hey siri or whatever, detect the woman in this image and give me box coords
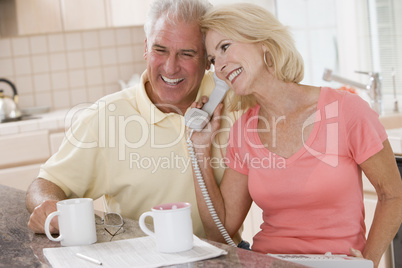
[190,3,402,267]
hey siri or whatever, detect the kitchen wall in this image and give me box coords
[0,26,146,111]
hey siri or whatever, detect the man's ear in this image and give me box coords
[144,39,148,59]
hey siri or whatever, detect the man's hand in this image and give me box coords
[27,200,59,234]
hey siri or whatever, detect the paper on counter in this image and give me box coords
[43,235,227,268]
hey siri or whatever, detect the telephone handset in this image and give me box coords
[185,72,237,247]
[184,72,230,131]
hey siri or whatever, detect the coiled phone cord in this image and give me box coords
[187,129,237,247]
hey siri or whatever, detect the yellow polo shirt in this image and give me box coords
[39,70,241,239]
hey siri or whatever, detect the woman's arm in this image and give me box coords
[359,139,402,267]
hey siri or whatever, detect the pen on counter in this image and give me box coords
[76,253,102,265]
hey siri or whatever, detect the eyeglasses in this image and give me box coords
[96,212,125,241]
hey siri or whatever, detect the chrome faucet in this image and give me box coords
[323,69,383,115]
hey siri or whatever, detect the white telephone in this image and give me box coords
[185,72,237,247]
[184,72,230,131]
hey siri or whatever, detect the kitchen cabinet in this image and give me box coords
[0,130,51,190]
[107,0,152,27]
[0,0,151,37]
[0,0,63,37]
[0,127,105,211]
[62,0,107,31]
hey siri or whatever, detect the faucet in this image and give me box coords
[323,69,383,115]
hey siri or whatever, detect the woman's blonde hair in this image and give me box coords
[200,3,304,110]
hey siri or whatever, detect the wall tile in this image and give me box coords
[116,28,132,45]
[12,37,30,56]
[18,94,35,108]
[102,66,119,84]
[133,44,145,61]
[117,46,134,64]
[101,48,118,65]
[65,32,83,51]
[35,92,53,107]
[131,27,145,44]
[15,76,34,95]
[30,36,48,54]
[68,70,86,88]
[48,34,65,53]
[33,74,52,92]
[1,26,143,110]
[0,39,12,58]
[53,90,71,109]
[86,68,103,86]
[14,57,32,76]
[84,50,101,67]
[70,87,88,105]
[87,85,104,102]
[99,29,116,47]
[49,53,67,71]
[82,31,100,49]
[67,51,85,69]
[32,55,50,73]
[51,72,69,90]
[0,58,14,77]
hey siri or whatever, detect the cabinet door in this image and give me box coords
[16,0,63,35]
[108,0,152,27]
[62,0,107,31]
[0,163,42,191]
[0,130,50,169]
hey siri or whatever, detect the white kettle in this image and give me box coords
[0,78,22,123]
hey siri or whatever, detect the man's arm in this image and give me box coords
[26,178,67,234]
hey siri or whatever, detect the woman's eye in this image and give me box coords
[221,44,229,52]
[210,58,215,64]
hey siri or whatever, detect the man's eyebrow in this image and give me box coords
[152,44,166,49]
[181,49,197,54]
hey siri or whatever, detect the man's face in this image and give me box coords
[144,16,207,113]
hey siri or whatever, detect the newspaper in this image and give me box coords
[43,235,227,268]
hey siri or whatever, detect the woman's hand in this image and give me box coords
[187,96,224,150]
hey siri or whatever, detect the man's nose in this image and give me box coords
[164,54,180,74]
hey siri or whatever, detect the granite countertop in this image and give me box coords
[0,185,307,268]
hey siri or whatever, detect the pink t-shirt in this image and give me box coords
[226,87,387,254]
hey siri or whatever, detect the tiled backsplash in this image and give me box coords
[0,26,147,111]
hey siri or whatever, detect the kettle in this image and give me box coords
[0,78,22,122]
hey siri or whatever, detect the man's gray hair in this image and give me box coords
[144,0,212,39]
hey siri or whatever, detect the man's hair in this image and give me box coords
[200,3,304,111]
[144,0,212,39]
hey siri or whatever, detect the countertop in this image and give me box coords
[0,184,307,268]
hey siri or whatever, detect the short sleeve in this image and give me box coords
[343,93,388,164]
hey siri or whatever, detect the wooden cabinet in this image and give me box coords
[0,0,151,37]
[107,0,152,27]
[0,0,62,37]
[62,0,107,31]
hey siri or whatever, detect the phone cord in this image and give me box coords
[187,129,237,247]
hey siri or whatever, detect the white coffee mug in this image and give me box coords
[139,202,193,253]
[44,198,97,247]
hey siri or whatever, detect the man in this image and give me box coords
[26,0,241,241]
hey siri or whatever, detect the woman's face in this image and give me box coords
[205,30,266,96]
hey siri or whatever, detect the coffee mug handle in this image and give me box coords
[45,211,63,242]
[139,211,155,237]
